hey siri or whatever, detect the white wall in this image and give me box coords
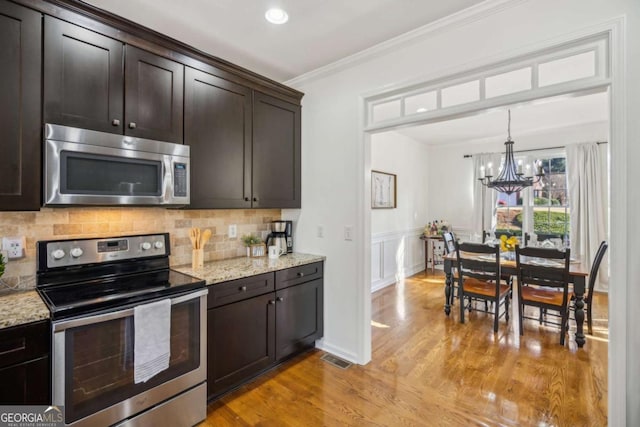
[424,121,609,230]
[371,131,430,234]
[286,0,639,424]
[370,132,428,291]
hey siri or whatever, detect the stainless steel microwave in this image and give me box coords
[44,124,190,206]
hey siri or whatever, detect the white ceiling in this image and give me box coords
[394,92,609,145]
[83,0,485,82]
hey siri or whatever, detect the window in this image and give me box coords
[494,154,569,240]
[532,157,570,239]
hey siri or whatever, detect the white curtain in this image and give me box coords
[567,142,608,290]
[472,153,502,237]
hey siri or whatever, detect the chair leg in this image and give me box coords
[559,309,567,346]
[587,302,593,335]
[493,299,499,333]
[459,289,465,324]
[505,295,510,322]
[539,308,543,325]
[519,304,524,336]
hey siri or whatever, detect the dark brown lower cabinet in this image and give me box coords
[0,320,50,404]
[275,279,323,361]
[207,293,275,397]
[206,262,323,400]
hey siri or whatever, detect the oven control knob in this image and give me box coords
[70,247,83,258]
[141,242,152,251]
[154,241,164,249]
[52,249,66,260]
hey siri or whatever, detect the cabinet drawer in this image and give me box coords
[207,273,274,308]
[275,262,323,290]
[0,321,49,370]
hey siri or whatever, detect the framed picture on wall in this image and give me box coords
[371,170,396,209]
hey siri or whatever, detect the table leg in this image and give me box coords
[573,276,586,348]
[444,259,452,315]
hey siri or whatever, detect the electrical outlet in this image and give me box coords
[317,225,324,238]
[2,236,26,260]
[344,225,354,241]
[228,224,237,239]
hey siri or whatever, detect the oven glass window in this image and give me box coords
[64,300,200,424]
[61,151,162,196]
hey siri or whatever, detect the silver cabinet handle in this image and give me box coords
[128,122,137,129]
[276,297,284,302]
[112,119,120,126]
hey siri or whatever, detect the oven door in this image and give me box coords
[44,124,190,206]
[52,290,207,427]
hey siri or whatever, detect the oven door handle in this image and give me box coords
[52,289,208,332]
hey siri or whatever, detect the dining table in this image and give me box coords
[442,251,590,347]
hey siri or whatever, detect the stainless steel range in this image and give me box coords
[36,233,207,427]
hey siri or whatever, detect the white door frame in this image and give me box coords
[358,16,626,425]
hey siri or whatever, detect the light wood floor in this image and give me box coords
[202,271,608,426]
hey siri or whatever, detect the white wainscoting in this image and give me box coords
[371,228,425,293]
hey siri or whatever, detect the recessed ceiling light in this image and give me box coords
[265,8,289,24]
[416,107,428,113]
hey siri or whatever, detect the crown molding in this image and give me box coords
[286,0,527,87]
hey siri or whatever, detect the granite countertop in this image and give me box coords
[0,290,50,330]
[173,252,325,285]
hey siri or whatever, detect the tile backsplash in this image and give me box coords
[0,207,280,290]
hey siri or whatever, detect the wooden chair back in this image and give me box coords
[443,231,456,255]
[587,241,608,303]
[455,241,501,292]
[515,245,571,305]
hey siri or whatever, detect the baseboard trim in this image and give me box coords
[315,340,361,365]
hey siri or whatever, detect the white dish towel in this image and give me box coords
[134,299,171,384]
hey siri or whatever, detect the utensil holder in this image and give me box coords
[192,249,204,269]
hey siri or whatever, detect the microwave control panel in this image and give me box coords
[174,163,187,197]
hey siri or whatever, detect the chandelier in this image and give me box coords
[478,110,544,195]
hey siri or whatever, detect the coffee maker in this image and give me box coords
[284,220,293,253]
[266,221,287,256]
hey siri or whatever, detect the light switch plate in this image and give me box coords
[2,236,26,259]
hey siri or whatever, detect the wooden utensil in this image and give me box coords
[189,228,196,249]
[195,228,201,249]
[201,229,212,248]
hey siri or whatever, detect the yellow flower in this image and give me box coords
[500,235,518,251]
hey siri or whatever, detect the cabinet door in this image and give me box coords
[207,293,275,398]
[185,67,252,208]
[125,46,184,144]
[0,357,50,404]
[44,16,124,134]
[252,92,301,208]
[276,279,323,361]
[0,2,41,210]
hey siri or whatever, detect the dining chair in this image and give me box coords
[515,245,571,345]
[442,232,459,304]
[455,241,511,333]
[579,241,608,335]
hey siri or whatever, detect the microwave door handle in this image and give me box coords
[52,289,208,332]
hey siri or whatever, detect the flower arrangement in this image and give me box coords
[500,235,518,252]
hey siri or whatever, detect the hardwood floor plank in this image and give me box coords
[203,271,607,426]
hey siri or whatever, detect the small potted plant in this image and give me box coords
[242,234,265,257]
[0,253,5,279]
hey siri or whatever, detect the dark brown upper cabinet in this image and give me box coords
[185,67,252,208]
[252,92,301,209]
[43,15,124,134]
[124,46,184,144]
[44,17,184,144]
[186,70,302,209]
[0,1,42,211]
